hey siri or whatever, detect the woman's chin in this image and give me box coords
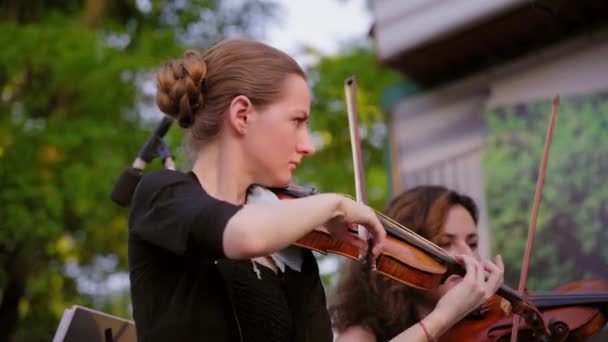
[264,175,291,188]
[278,172,294,187]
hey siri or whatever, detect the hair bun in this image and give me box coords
[156,50,208,128]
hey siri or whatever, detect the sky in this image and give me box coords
[263,0,373,65]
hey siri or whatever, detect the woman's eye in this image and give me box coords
[469,242,478,250]
[438,242,451,249]
[294,117,308,125]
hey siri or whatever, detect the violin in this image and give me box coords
[440,278,608,341]
[271,183,549,339]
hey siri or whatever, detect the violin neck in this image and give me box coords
[530,293,608,308]
[383,221,456,263]
[496,284,529,306]
[380,215,607,315]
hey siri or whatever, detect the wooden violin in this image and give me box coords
[271,183,549,338]
[440,278,608,341]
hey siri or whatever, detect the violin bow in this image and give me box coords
[344,76,376,270]
[510,96,560,342]
[344,76,554,336]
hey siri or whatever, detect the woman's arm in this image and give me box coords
[223,193,386,259]
[130,171,384,259]
[388,309,447,342]
[336,317,441,342]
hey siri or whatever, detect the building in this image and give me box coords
[371,0,608,261]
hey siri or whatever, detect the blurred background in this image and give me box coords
[1,0,607,340]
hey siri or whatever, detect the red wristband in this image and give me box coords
[419,320,435,342]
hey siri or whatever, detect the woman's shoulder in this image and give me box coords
[134,169,197,196]
[140,169,195,188]
[129,169,203,212]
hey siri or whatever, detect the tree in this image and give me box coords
[484,93,608,291]
[0,1,278,340]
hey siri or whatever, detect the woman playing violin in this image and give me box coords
[128,38,501,342]
[330,185,505,341]
[128,38,384,342]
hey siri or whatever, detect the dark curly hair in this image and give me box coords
[329,185,478,341]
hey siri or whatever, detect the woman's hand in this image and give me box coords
[389,254,503,342]
[324,195,386,258]
[428,254,504,334]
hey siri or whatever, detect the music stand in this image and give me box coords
[53,305,136,342]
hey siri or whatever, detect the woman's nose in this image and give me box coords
[451,242,475,258]
[297,130,316,156]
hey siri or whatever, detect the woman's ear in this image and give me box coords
[228,95,253,135]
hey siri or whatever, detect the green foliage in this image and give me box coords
[483,94,608,291]
[0,1,278,341]
[296,46,401,210]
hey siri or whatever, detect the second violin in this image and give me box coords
[440,278,608,341]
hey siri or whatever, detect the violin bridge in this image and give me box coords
[500,298,512,316]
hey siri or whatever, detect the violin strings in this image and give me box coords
[338,193,450,258]
[530,293,608,300]
[373,209,450,257]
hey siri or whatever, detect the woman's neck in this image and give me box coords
[191,139,252,205]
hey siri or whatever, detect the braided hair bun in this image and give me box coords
[156,50,207,128]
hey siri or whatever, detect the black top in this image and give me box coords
[230,261,293,342]
[128,169,332,342]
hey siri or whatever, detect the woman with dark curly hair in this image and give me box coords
[330,185,504,341]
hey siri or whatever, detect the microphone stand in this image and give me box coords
[110,116,175,207]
